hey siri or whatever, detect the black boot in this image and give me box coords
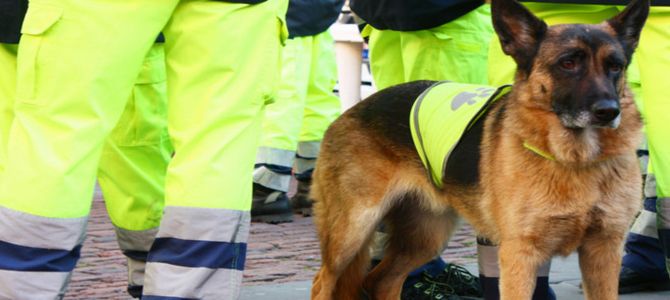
[251,183,293,224]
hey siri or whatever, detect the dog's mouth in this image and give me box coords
[558,111,621,129]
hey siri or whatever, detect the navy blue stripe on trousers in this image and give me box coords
[254,163,292,175]
[0,240,81,272]
[147,237,246,270]
[645,197,658,212]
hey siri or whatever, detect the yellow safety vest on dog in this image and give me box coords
[410,81,511,187]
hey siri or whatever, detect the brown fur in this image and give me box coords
[311,1,648,299]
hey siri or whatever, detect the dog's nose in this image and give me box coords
[591,99,620,123]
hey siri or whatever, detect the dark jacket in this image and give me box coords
[0,0,27,43]
[351,0,670,32]
[350,0,484,31]
[286,0,344,38]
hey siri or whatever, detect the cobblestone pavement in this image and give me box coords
[64,193,477,299]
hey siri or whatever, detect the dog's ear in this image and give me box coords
[491,0,547,74]
[606,0,649,61]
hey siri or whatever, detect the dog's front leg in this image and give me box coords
[498,239,547,300]
[578,233,625,300]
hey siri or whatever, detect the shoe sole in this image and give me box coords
[619,280,670,294]
[251,212,294,224]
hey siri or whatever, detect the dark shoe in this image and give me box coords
[251,184,293,224]
[402,263,483,300]
[436,263,483,298]
[128,285,142,298]
[402,280,463,300]
[619,266,670,294]
[290,179,312,216]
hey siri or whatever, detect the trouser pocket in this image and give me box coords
[16,3,63,105]
[109,44,168,146]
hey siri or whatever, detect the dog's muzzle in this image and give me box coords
[558,99,622,129]
[591,99,621,128]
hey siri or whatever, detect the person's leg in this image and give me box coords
[636,6,670,280]
[399,4,493,85]
[0,1,174,298]
[292,30,340,215]
[97,43,172,298]
[0,44,17,176]
[621,168,670,292]
[617,69,669,293]
[252,36,310,223]
[141,0,287,298]
[367,28,404,90]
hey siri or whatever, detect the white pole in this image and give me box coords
[330,23,365,112]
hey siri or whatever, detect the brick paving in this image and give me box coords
[64,191,477,299]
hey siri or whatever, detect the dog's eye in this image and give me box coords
[609,64,622,74]
[560,59,577,70]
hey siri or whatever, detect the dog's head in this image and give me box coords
[492,0,649,129]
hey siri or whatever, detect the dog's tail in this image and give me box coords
[333,243,371,299]
[311,164,374,299]
[311,236,372,300]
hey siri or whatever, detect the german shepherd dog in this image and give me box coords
[310,0,649,299]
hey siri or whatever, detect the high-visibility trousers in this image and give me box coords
[365,4,493,90]
[0,44,17,177]
[1,41,172,298]
[0,0,288,298]
[96,43,173,297]
[487,3,670,279]
[254,30,340,191]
